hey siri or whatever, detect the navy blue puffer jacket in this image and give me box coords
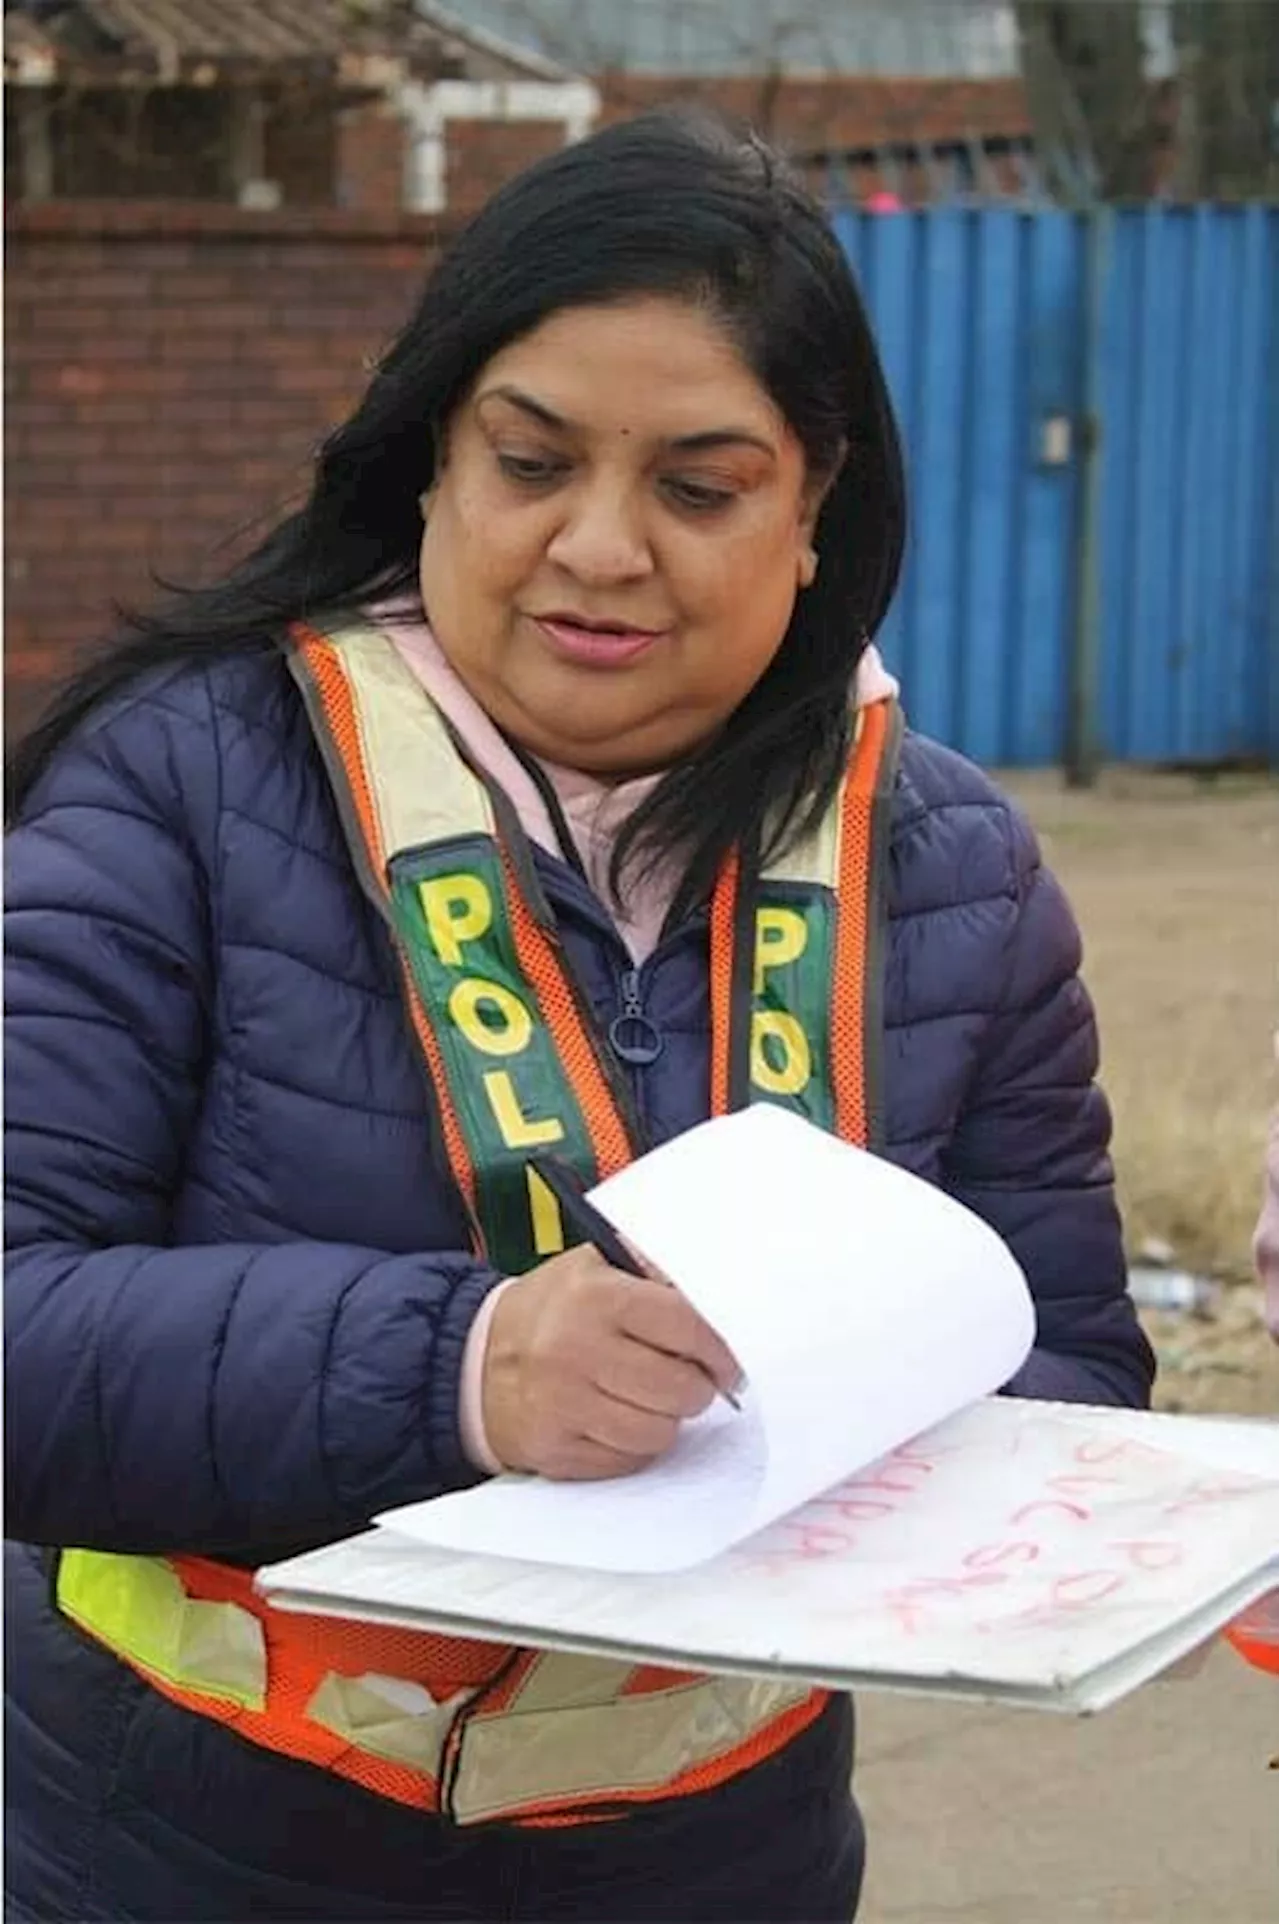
[4,647,1153,1920]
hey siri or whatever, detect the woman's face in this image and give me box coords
[418,296,822,776]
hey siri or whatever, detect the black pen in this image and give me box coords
[528,1153,742,1412]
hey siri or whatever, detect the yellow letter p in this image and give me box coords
[418,873,492,968]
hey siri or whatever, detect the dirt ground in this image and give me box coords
[859,767,1278,1924]
[855,1641,1278,1924]
[1000,767,1279,1420]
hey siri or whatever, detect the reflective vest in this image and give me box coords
[56,616,902,1828]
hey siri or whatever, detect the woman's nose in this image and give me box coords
[546,486,655,583]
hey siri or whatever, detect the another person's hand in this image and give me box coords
[480,1246,741,1479]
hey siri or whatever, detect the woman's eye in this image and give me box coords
[662,477,736,513]
[496,451,567,486]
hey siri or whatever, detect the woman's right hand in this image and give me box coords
[480,1246,741,1480]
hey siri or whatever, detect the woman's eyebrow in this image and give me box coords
[477,384,775,457]
[667,428,776,457]
[476,385,569,430]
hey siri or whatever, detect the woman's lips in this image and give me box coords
[532,616,667,667]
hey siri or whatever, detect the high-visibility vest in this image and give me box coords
[56,617,902,1828]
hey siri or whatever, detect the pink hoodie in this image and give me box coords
[375,601,898,962]
[370,600,900,1466]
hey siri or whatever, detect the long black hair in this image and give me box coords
[8,109,906,916]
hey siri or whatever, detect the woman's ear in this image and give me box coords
[796,445,843,588]
[799,439,847,537]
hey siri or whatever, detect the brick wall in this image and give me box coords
[596,72,1031,153]
[336,100,410,213]
[426,76,1032,219]
[5,202,450,736]
[446,119,571,218]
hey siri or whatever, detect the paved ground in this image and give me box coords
[854,1643,1277,1923]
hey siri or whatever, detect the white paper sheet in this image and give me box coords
[377,1107,1036,1572]
[263,1402,1280,1713]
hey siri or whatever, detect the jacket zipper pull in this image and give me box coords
[609,969,663,1065]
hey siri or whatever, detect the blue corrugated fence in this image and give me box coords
[832,204,1278,767]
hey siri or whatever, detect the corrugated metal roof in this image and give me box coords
[2,0,568,82]
[75,0,438,65]
[417,0,1028,80]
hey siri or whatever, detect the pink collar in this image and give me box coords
[366,598,897,962]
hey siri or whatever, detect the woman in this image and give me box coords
[5,112,1153,1922]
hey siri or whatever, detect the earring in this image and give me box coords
[799,548,819,588]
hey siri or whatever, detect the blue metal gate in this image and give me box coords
[832,204,1278,767]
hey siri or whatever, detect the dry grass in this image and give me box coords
[999,767,1278,1416]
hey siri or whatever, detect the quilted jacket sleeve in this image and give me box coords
[943,805,1155,1409]
[5,676,499,1558]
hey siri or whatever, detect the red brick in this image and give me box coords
[224,387,317,412]
[74,397,155,426]
[183,492,245,519]
[11,516,92,552]
[5,399,73,426]
[271,362,356,396]
[251,332,337,363]
[14,427,112,460]
[237,458,300,488]
[156,332,250,365]
[149,271,245,305]
[172,302,265,334]
[97,239,197,270]
[49,366,110,398]
[27,298,137,331]
[88,366,194,395]
[72,458,149,489]
[8,333,91,363]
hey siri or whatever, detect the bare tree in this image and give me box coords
[1016,0,1278,201]
[1169,0,1278,199]
[1015,2,1156,197]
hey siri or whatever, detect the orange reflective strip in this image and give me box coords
[708,848,739,1120]
[115,1556,518,1816]
[181,1558,525,1810]
[710,702,891,1142]
[497,847,634,1179]
[291,626,482,1226]
[119,1657,441,1814]
[831,699,890,1147]
[399,969,482,1234]
[293,626,384,873]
